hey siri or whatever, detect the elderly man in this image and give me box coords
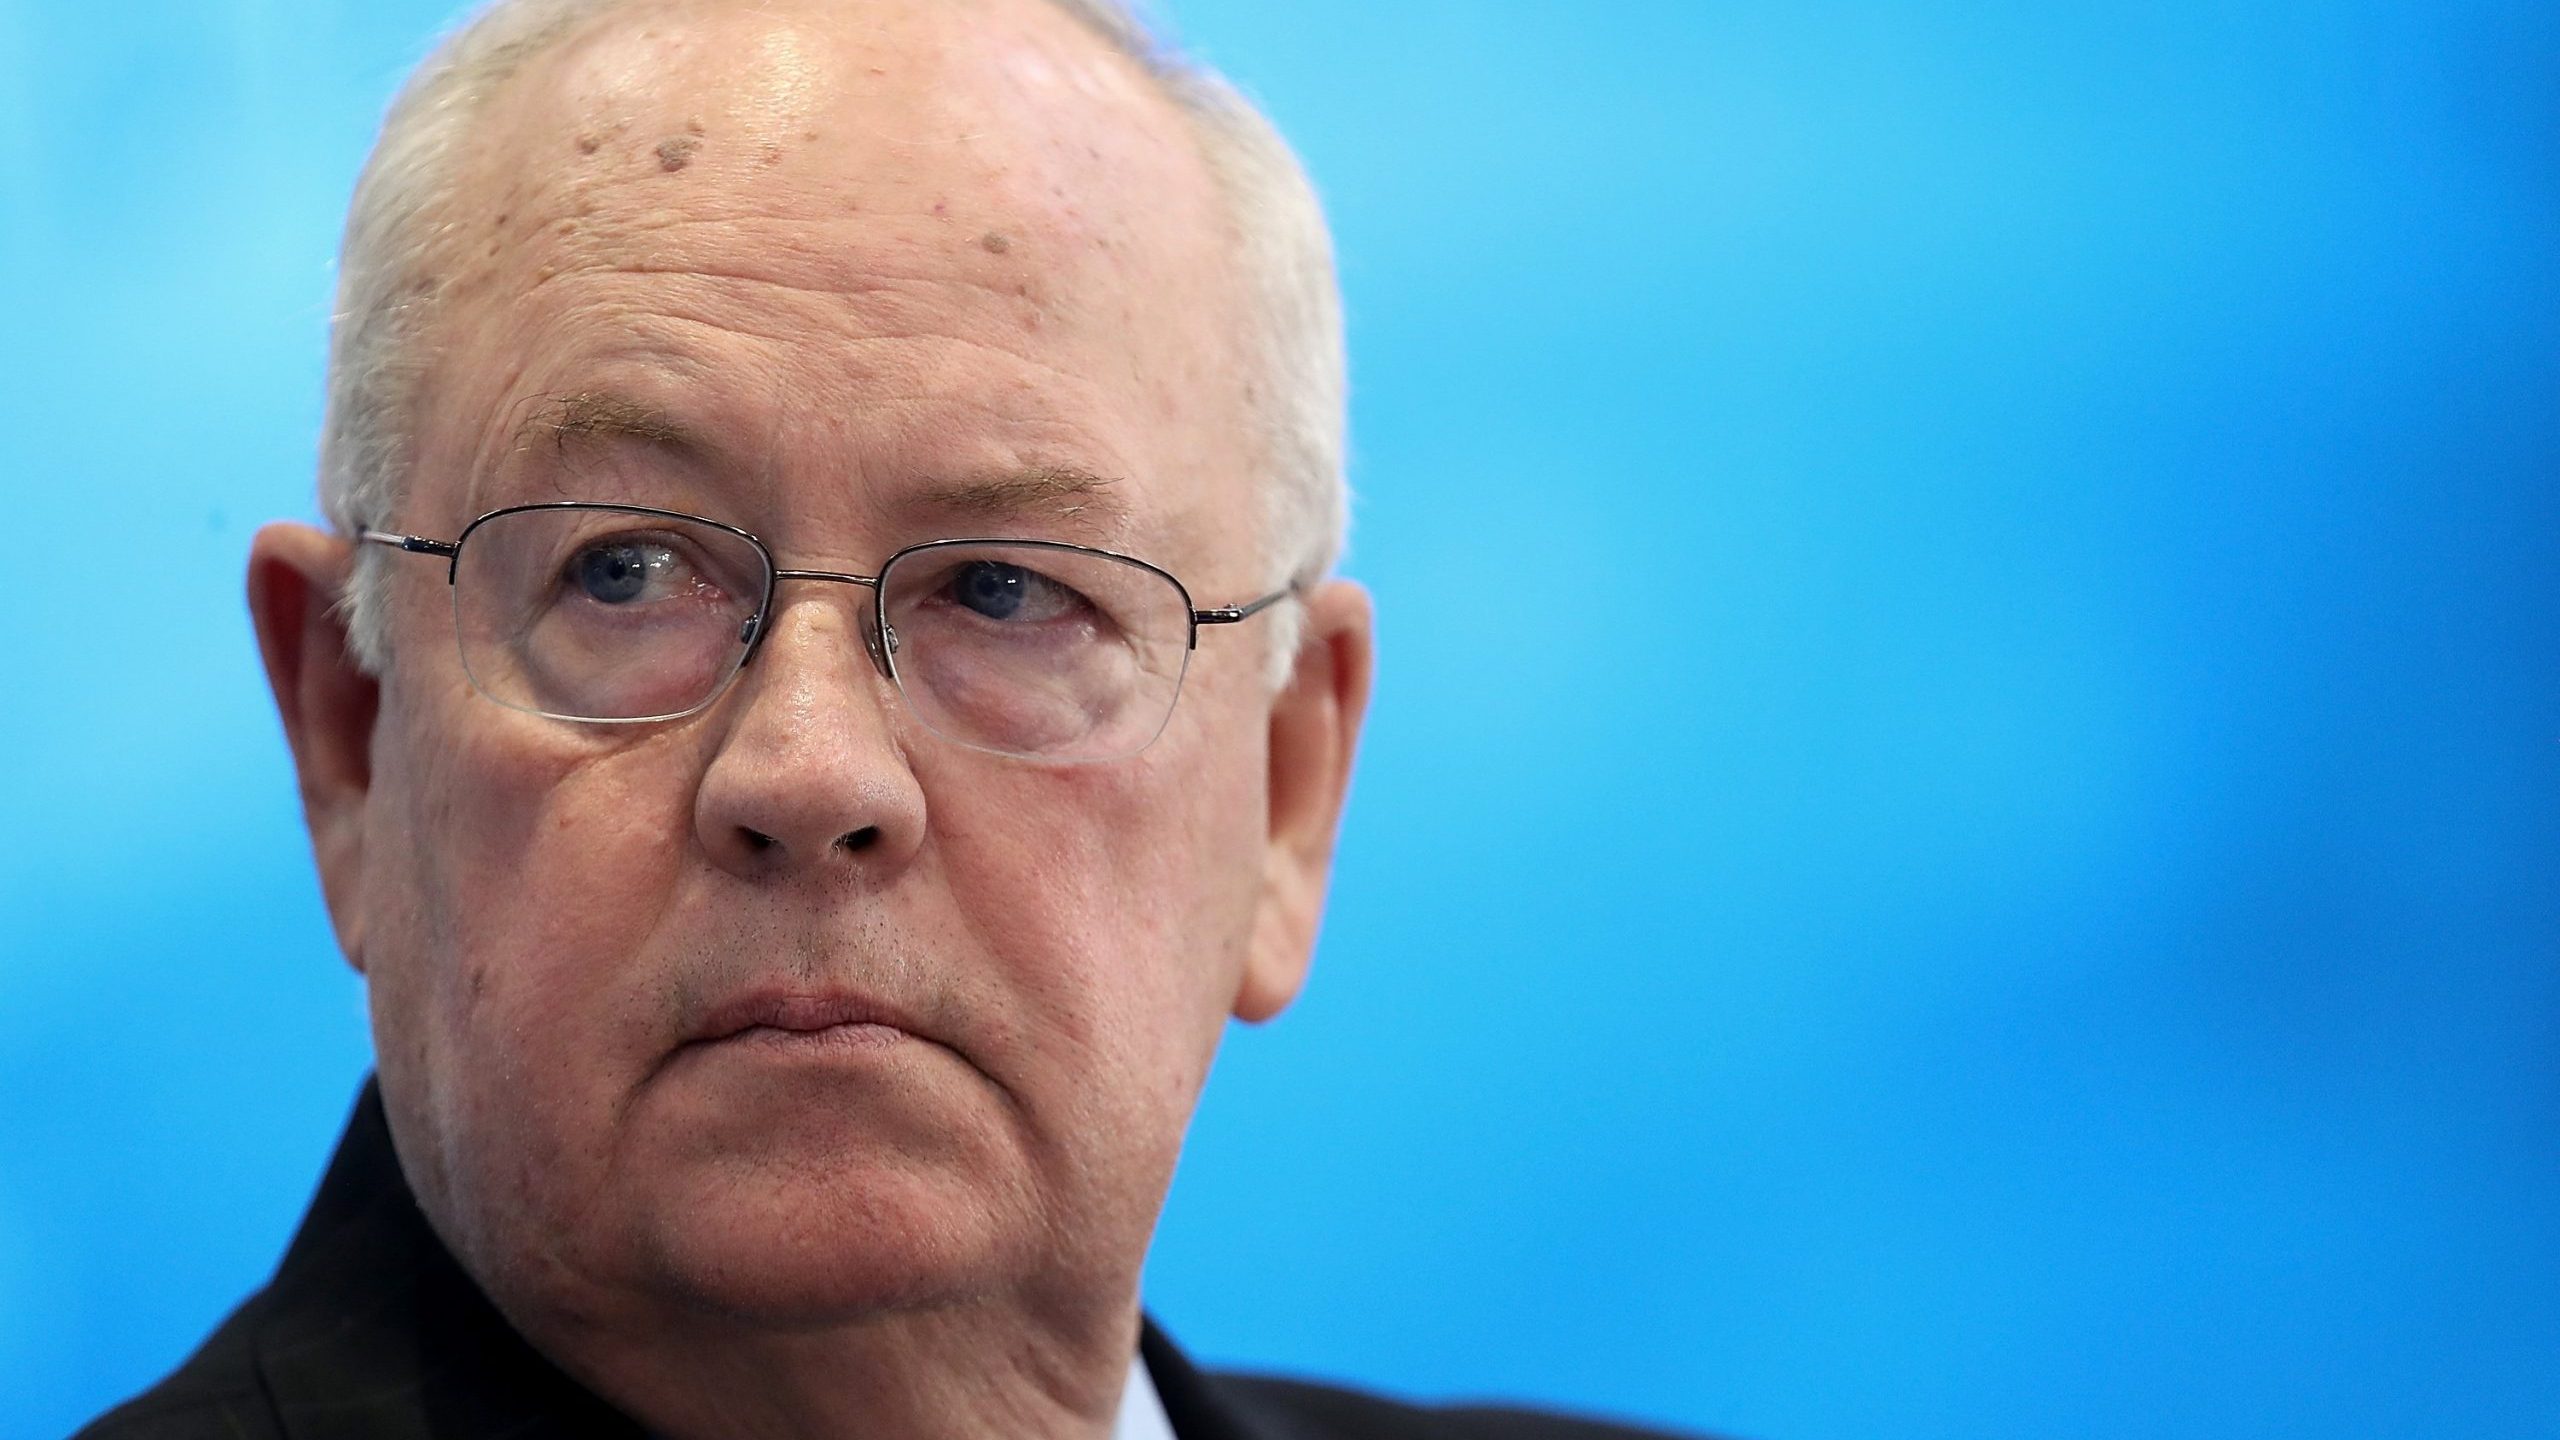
[79,1,1690,1437]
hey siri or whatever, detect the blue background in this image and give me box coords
[5,1,2557,1437]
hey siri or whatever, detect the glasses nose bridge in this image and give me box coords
[750,566,890,677]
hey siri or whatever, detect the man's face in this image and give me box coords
[270,0,1362,1338]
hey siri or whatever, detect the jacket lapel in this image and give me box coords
[1142,1317,1290,1440]
[251,1080,1265,1440]
[249,1080,645,1440]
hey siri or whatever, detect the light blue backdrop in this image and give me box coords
[5,2,2556,1437]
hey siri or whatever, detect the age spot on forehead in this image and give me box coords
[654,134,702,171]
[572,118,627,157]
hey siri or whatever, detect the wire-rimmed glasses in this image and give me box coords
[358,502,1295,763]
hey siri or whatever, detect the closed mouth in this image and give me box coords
[686,990,924,1048]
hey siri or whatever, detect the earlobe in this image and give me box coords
[246,522,380,971]
[1233,581,1375,1025]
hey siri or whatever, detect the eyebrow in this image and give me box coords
[504,391,1132,535]
[516,391,701,456]
[907,466,1129,531]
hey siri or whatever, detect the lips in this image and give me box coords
[686,989,926,1047]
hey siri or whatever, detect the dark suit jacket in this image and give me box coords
[75,1082,1700,1440]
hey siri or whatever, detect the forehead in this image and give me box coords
[466,0,1193,234]
[410,0,1248,554]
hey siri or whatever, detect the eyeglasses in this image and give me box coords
[358,502,1294,763]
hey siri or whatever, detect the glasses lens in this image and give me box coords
[878,541,1193,761]
[451,506,770,721]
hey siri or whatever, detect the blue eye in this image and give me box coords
[574,542,662,604]
[950,561,1031,620]
[916,556,1091,629]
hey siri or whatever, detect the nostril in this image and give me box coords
[741,827,776,852]
[837,826,880,854]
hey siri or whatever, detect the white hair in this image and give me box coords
[322,0,1347,684]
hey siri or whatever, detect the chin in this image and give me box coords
[631,1156,1031,1327]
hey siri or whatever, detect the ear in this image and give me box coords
[247,522,380,972]
[1233,580,1375,1024]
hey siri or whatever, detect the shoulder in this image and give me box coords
[71,1396,281,1440]
[69,1303,282,1440]
[1205,1370,1713,1440]
[1141,1315,1714,1440]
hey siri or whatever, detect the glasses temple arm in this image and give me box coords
[357,528,460,559]
[1192,584,1300,629]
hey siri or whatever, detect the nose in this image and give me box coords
[692,592,927,879]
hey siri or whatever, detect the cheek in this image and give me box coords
[926,728,1267,1120]
[366,690,699,1161]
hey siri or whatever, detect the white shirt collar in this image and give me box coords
[1112,1348,1178,1440]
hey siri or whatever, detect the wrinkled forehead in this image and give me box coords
[457,0,1195,216]
[435,0,1237,324]
[405,0,1250,548]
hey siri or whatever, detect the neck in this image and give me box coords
[529,1291,1144,1440]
